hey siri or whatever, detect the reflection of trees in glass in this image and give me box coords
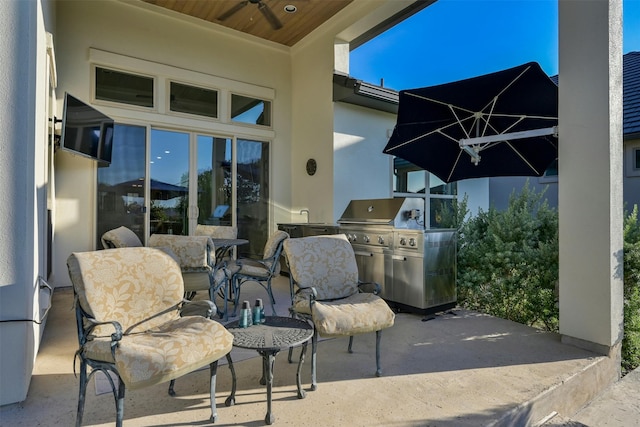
[237,160,261,203]
[194,163,262,221]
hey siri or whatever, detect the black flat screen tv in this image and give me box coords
[60,93,114,165]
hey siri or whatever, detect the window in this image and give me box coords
[539,159,558,183]
[231,94,271,126]
[169,82,218,118]
[393,157,457,229]
[95,67,154,108]
[626,142,640,177]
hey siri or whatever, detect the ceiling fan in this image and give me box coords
[218,0,283,30]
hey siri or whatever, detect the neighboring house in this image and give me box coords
[486,51,640,213]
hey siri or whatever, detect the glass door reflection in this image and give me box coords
[196,135,232,227]
[150,129,189,235]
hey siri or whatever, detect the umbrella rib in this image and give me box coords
[504,141,541,174]
[482,97,498,136]
[479,65,532,114]
[406,93,476,115]
[448,150,465,183]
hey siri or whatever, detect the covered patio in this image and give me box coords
[1,277,615,426]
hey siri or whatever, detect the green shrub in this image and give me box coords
[456,182,559,331]
[623,205,640,373]
[453,183,640,373]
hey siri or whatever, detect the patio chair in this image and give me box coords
[67,247,234,427]
[100,225,143,248]
[195,224,240,261]
[148,233,234,319]
[282,234,395,390]
[231,230,289,317]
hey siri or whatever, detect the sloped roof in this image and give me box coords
[624,51,640,138]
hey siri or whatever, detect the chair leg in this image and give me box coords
[232,276,240,317]
[310,329,318,391]
[168,379,176,396]
[375,330,383,377]
[115,374,126,427]
[266,278,276,315]
[210,360,219,423]
[348,336,354,353]
[76,359,88,427]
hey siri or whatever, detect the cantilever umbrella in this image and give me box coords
[383,62,559,183]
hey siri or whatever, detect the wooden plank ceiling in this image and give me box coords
[141,0,354,47]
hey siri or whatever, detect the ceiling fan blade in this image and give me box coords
[218,1,250,22]
[258,2,283,30]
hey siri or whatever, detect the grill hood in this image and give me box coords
[338,198,424,229]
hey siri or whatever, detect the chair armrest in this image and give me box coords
[292,287,318,313]
[358,280,381,295]
[82,316,123,359]
[179,299,217,319]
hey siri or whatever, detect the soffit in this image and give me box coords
[140,0,353,47]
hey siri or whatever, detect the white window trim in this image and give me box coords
[88,48,275,139]
[626,140,640,178]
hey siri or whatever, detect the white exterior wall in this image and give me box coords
[0,0,53,406]
[333,102,395,221]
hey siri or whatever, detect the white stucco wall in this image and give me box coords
[0,0,53,406]
[333,102,395,221]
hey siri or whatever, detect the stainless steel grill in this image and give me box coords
[338,198,456,313]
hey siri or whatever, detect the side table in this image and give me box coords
[224,316,314,425]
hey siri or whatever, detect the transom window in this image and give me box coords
[95,67,154,108]
[231,94,271,126]
[169,82,218,118]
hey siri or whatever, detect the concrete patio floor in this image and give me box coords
[0,276,624,426]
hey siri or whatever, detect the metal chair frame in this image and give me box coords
[72,294,227,427]
[231,232,288,317]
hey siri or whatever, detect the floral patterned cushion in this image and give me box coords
[236,259,270,278]
[83,316,233,389]
[283,234,359,300]
[67,247,233,390]
[284,234,395,337]
[67,247,184,336]
[262,230,289,265]
[101,226,143,249]
[148,234,214,269]
[195,224,238,239]
[308,292,394,337]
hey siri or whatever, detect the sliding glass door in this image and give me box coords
[236,138,269,258]
[96,126,270,253]
[96,124,146,246]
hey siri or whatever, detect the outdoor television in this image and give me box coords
[60,92,114,165]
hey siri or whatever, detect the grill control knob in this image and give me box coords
[378,236,385,245]
[409,238,416,247]
[352,234,357,242]
[400,237,407,246]
[363,235,370,243]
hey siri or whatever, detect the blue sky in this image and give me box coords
[351,0,640,91]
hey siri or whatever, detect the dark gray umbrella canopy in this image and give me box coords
[383,62,558,183]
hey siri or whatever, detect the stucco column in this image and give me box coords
[558,0,623,354]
